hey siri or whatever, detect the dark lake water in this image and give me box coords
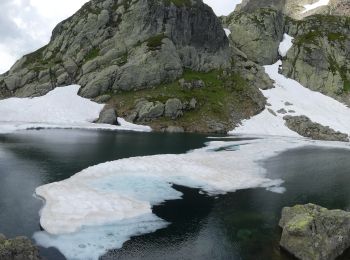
[1,129,350,259]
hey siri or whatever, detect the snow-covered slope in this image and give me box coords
[0,85,150,133]
[231,34,350,138]
[302,0,330,13]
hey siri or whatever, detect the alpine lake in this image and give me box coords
[1,129,350,260]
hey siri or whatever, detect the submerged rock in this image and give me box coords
[279,204,350,260]
[284,115,349,142]
[0,234,40,260]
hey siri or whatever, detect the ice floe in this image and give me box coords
[34,136,350,259]
[0,85,150,133]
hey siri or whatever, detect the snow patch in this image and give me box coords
[0,85,151,133]
[278,34,294,57]
[224,28,231,37]
[231,34,350,139]
[302,0,330,13]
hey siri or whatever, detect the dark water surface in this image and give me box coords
[1,129,350,259]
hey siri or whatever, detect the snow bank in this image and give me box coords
[302,0,330,13]
[278,34,294,57]
[34,136,350,259]
[231,34,350,138]
[0,85,151,133]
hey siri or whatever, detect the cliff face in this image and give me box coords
[0,0,230,99]
[224,0,350,105]
[282,15,350,104]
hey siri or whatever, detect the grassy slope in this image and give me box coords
[108,69,264,133]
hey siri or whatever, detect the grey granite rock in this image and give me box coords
[96,107,118,125]
[284,115,349,142]
[165,98,183,119]
[279,204,350,260]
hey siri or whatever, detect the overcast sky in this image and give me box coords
[0,0,241,73]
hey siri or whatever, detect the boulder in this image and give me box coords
[136,100,165,121]
[277,108,287,114]
[279,204,350,260]
[165,98,183,119]
[0,234,40,260]
[284,115,349,142]
[96,107,118,125]
[179,79,206,89]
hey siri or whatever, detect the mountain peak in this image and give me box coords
[0,0,229,99]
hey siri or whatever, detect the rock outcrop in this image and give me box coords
[224,8,285,65]
[96,106,118,124]
[284,115,349,142]
[283,15,350,105]
[0,0,230,99]
[279,204,350,260]
[0,234,40,260]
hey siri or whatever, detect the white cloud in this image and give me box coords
[0,0,239,74]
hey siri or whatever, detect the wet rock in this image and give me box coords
[284,115,349,142]
[0,234,40,260]
[279,204,350,260]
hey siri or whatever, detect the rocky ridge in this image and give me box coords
[284,115,349,142]
[0,0,230,99]
[224,0,350,105]
[0,0,271,133]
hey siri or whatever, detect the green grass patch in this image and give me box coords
[146,34,166,51]
[84,47,100,62]
[344,80,350,92]
[109,69,262,132]
[22,46,47,67]
[327,32,347,42]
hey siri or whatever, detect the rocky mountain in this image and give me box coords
[0,0,270,133]
[0,0,348,134]
[224,0,350,105]
[0,0,230,99]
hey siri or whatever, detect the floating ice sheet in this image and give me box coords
[34,135,350,259]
